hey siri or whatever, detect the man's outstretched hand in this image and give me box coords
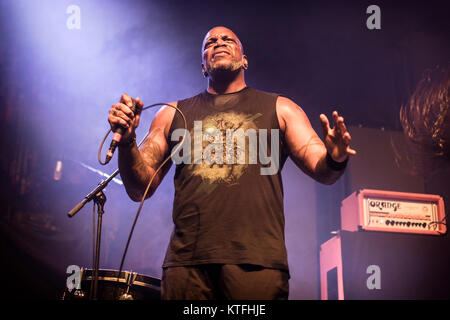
[319,111,357,163]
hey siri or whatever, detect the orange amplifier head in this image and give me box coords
[341,189,446,235]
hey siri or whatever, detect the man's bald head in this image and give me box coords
[202,26,244,53]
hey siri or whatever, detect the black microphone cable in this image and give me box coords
[97,102,187,291]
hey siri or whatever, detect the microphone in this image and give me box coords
[105,100,137,164]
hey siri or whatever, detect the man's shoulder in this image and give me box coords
[276,95,305,116]
[177,91,205,105]
[247,87,280,99]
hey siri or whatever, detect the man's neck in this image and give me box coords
[206,70,247,95]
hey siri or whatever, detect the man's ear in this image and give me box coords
[242,54,248,70]
[201,63,208,78]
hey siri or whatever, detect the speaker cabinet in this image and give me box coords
[320,230,450,299]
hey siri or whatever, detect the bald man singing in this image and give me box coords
[108,26,356,300]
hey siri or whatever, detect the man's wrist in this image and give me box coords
[326,152,348,171]
[119,134,136,149]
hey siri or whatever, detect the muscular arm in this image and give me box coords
[118,103,176,201]
[277,97,350,185]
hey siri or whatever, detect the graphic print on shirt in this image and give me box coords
[186,111,262,186]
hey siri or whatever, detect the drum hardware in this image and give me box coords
[65,170,162,300]
[91,190,106,300]
[67,168,119,300]
[118,271,138,300]
[62,269,161,300]
[73,267,86,298]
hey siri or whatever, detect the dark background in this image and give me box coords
[0,0,448,299]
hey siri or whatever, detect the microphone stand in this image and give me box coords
[67,168,119,300]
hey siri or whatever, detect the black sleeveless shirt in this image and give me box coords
[163,87,290,271]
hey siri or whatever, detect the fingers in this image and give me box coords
[339,119,356,155]
[115,94,145,118]
[108,113,129,130]
[331,111,344,134]
[338,117,347,135]
[343,131,351,144]
[324,110,357,157]
[109,94,144,131]
[121,94,145,115]
[332,111,339,130]
[109,104,131,129]
[346,145,357,155]
[112,102,134,119]
[319,114,330,137]
[134,97,144,115]
[120,93,134,108]
[330,110,348,135]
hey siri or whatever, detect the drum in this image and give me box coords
[62,269,161,300]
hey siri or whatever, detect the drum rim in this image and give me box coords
[81,268,161,290]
